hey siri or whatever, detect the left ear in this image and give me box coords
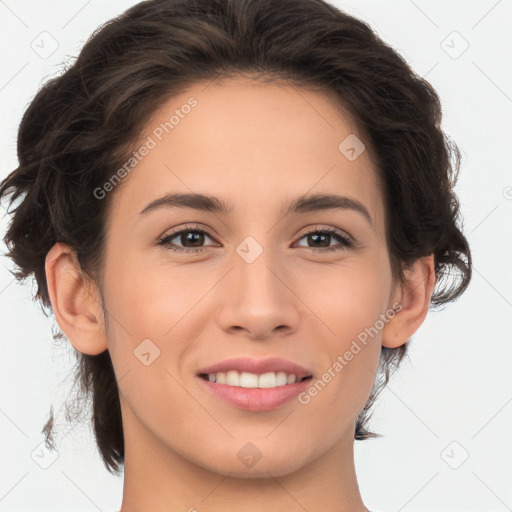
[381,254,437,349]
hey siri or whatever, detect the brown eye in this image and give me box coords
[158,225,217,253]
[295,228,353,252]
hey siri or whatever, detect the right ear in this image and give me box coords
[45,242,108,355]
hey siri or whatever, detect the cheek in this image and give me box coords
[297,258,389,407]
[102,254,218,379]
[102,257,202,425]
[296,256,391,340]
[104,251,204,332]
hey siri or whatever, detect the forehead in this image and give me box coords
[110,77,385,234]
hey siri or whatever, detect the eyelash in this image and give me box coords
[157,224,354,254]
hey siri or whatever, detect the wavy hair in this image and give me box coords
[0,0,471,474]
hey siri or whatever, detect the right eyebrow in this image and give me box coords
[139,193,233,216]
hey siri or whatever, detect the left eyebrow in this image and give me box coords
[139,192,374,228]
[281,193,374,228]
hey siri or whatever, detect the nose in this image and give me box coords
[215,243,301,340]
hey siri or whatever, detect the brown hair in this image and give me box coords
[0,0,471,474]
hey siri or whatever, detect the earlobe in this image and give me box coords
[45,242,108,355]
[381,254,437,349]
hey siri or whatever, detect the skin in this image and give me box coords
[45,76,436,512]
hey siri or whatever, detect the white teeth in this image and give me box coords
[225,370,240,386]
[205,370,303,388]
[259,372,276,388]
[276,371,287,386]
[239,372,259,388]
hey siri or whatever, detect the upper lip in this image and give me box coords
[198,357,313,381]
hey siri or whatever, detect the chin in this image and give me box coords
[203,459,308,479]
[192,442,314,479]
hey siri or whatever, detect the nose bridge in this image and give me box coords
[234,234,286,306]
[215,233,300,338]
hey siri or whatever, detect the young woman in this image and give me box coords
[0,0,471,510]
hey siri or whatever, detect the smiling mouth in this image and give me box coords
[198,371,313,389]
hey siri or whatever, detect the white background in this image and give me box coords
[0,1,511,511]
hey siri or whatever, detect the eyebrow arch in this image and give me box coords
[139,192,373,227]
[139,193,233,216]
[282,193,373,227]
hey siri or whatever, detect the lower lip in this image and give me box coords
[198,376,313,411]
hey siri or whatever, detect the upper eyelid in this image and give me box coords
[163,224,217,241]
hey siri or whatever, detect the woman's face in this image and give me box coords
[102,77,398,476]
